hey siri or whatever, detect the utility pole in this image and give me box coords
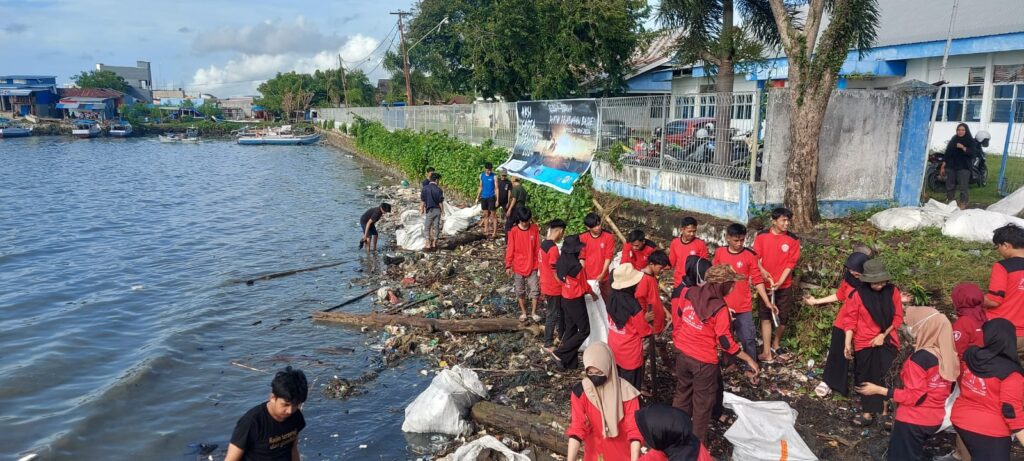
[391,10,413,106]
[338,54,350,107]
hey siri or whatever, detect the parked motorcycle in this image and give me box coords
[925,130,991,191]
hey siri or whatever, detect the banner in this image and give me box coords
[500,99,598,194]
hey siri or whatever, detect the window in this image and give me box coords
[698,94,716,118]
[934,84,983,122]
[991,64,1024,123]
[732,93,754,120]
[674,96,694,119]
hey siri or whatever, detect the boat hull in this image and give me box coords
[72,129,99,139]
[109,128,132,137]
[237,133,321,145]
[0,128,32,138]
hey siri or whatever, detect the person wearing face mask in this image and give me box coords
[805,251,870,397]
[566,341,643,461]
[635,403,713,461]
[855,306,958,461]
[669,264,760,443]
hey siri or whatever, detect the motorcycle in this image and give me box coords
[925,130,990,191]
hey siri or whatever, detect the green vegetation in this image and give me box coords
[920,154,1022,206]
[351,119,594,232]
[72,70,128,92]
[257,69,376,118]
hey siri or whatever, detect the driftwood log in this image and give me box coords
[471,401,567,454]
[312,311,543,336]
[437,231,488,251]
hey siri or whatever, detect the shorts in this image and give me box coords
[513,270,540,299]
[481,196,497,211]
[758,285,796,326]
[360,221,378,236]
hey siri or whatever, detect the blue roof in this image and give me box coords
[0,75,57,79]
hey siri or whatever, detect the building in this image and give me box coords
[97,61,153,102]
[57,88,125,120]
[669,0,1024,151]
[0,75,60,117]
[152,89,186,100]
[219,96,255,120]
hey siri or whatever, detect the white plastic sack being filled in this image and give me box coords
[723,392,817,461]
[443,435,530,461]
[396,209,426,251]
[942,209,1024,243]
[443,203,481,236]
[868,199,956,232]
[401,366,488,436]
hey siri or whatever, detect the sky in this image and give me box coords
[0,0,661,98]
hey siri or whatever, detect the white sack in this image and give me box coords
[443,203,481,236]
[868,200,955,232]
[988,186,1024,217]
[446,435,531,461]
[581,280,609,350]
[938,383,961,433]
[942,209,1024,243]
[402,366,488,435]
[396,209,426,251]
[723,392,817,461]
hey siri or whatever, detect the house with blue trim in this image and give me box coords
[0,75,60,118]
[669,0,1024,152]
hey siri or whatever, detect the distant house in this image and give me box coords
[220,97,255,120]
[97,61,153,103]
[0,75,60,117]
[152,89,186,100]
[57,88,125,120]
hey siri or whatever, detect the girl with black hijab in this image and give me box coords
[607,263,652,390]
[843,259,904,427]
[635,404,713,461]
[942,123,978,209]
[951,318,1024,461]
[804,252,870,397]
[552,235,594,370]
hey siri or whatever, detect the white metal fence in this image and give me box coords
[318,92,763,182]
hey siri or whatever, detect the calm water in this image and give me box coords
[0,136,429,460]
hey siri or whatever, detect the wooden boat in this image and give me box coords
[237,125,320,145]
[71,120,100,139]
[0,118,33,138]
[109,119,133,137]
[159,126,200,143]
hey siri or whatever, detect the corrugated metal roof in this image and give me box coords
[60,97,109,103]
[59,88,124,99]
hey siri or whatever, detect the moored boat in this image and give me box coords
[237,132,321,145]
[158,126,200,143]
[0,118,33,138]
[109,119,133,137]
[71,120,100,139]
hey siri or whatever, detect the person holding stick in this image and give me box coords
[753,207,800,362]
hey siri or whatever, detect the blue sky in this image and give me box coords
[0,0,660,97]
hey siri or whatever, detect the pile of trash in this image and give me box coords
[870,193,1024,242]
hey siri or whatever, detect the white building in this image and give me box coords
[669,0,1024,152]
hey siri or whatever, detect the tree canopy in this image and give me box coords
[256,69,376,116]
[72,70,128,92]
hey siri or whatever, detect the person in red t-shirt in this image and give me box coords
[753,208,800,362]
[952,318,1024,461]
[856,306,958,461]
[953,283,987,358]
[805,251,870,397]
[580,212,617,305]
[635,403,713,461]
[984,224,1024,361]
[638,251,670,334]
[843,259,904,427]
[553,235,595,370]
[668,217,709,287]
[713,224,770,378]
[540,219,567,350]
[670,264,759,443]
[506,207,541,322]
[622,229,658,271]
[607,263,651,390]
[566,342,642,461]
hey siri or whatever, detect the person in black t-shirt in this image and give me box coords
[359,202,392,252]
[226,366,308,461]
[496,168,512,219]
[422,166,435,188]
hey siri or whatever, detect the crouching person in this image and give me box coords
[635,403,713,461]
[226,366,308,461]
[566,342,643,461]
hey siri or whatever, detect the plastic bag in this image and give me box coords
[402,366,488,435]
[988,186,1024,217]
[722,392,817,461]
[443,203,481,236]
[942,209,1024,243]
[868,200,955,232]
[938,383,960,433]
[396,210,426,251]
[581,280,609,350]
[445,435,530,461]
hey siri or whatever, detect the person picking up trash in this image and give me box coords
[713,223,770,378]
[540,219,567,350]
[622,229,658,270]
[420,172,444,251]
[226,367,308,461]
[607,263,653,390]
[634,403,713,461]
[753,207,800,362]
[358,202,391,252]
[552,235,594,370]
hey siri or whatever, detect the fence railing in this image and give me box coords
[318,92,764,182]
[998,99,1024,196]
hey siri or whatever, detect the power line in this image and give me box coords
[341,23,399,66]
[362,28,400,77]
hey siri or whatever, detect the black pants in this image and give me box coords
[854,344,897,414]
[543,295,564,347]
[956,426,1011,461]
[888,421,939,461]
[554,296,589,370]
[945,168,970,204]
[823,327,851,396]
[618,363,644,390]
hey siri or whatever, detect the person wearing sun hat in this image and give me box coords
[669,264,761,443]
[843,258,905,428]
[607,263,653,390]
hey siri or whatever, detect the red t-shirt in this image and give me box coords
[638,445,713,461]
[671,293,740,364]
[608,308,653,370]
[621,239,657,271]
[538,240,561,296]
[752,229,800,289]
[985,257,1024,335]
[952,365,1024,437]
[845,287,904,351]
[893,350,952,427]
[562,270,593,300]
[952,315,985,359]
[580,231,616,281]
[712,247,764,314]
[505,223,539,276]
[636,274,666,333]
[567,383,642,461]
[669,237,709,286]
[833,281,857,330]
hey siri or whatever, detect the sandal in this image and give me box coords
[518,314,528,322]
[852,414,875,427]
[531,314,542,322]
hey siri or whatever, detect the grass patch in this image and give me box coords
[921,154,1024,206]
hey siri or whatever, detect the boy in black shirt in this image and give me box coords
[226,366,308,461]
[359,202,392,252]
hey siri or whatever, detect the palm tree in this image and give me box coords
[658,0,787,166]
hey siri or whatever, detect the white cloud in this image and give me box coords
[192,16,351,55]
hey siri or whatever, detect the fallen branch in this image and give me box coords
[243,260,348,285]
[322,287,378,313]
[437,232,489,251]
[471,401,566,454]
[592,198,627,244]
[385,293,439,315]
[230,361,268,373]
[312,311,543,336]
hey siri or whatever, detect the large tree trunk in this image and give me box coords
[713,60,736,168]
[470,401,567,454]
[312,311,544,336]
[783,71,836,231]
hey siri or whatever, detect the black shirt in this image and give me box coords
[945,137,977,171]
[360,207,383,226]
[421,182,444,210]
[230,402,306,461]
[511,184,528,206]
[497,178,512,204]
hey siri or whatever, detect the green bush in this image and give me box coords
[352,119,593,232]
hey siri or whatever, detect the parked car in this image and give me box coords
[663,117,716,148]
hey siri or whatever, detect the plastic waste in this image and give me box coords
[396,209,426,250]
[581,280,609,350]
[942,209,1024,243]
[445,435,530,461]
[402,366,488,436]
[988,185,1024,217]
[443,203,482,236]
[722,392,818,461]
[868,199,956,232]
[938,382,960,433]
